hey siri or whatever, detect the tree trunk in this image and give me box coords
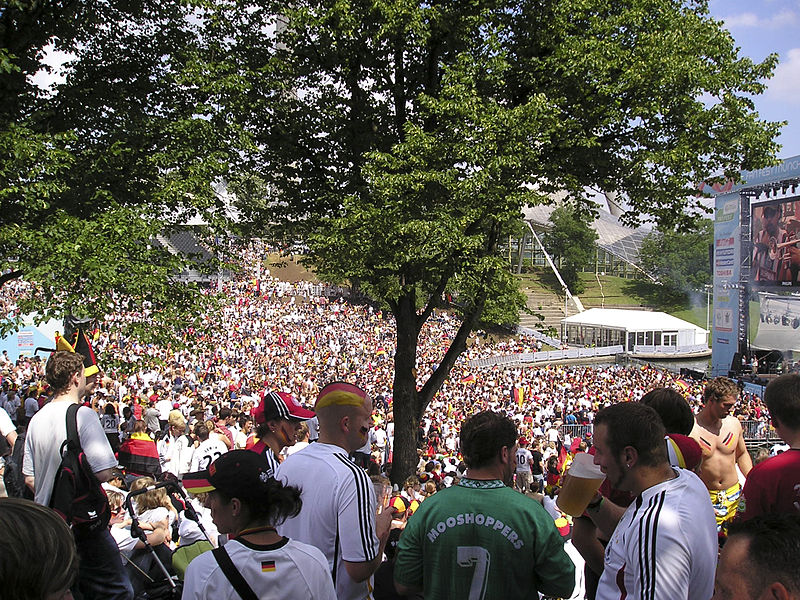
[388,285,489,486]
[390,292,424,487]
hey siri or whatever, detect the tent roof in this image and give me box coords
[562,308,707,333]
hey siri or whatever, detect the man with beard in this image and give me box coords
[394,411,575,599]
[593,403,716,600]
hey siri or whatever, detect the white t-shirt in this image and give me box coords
[156,399,173,420]
[277,443,380,600]
[190,438,228,472]
[158,433,193,477]
[516,447,533,473]
[22,401,117,506]
[182,537,336,600]
[281,441,309,460]
[596,468,717,600]
[0,407,14,438]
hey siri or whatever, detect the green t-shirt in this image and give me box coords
[394,478,575,600]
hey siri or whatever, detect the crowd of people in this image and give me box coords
[1,244,798,600]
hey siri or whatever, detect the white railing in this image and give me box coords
[633,344,709,355]
[466,345,624,368]
[516,326,562,349]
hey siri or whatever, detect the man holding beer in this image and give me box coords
[590,403,717,600]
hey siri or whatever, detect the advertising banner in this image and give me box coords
[712,192,741,376]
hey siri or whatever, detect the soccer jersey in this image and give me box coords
[182,537,336,600]
[515,448,533,473]
[394,478,576,600]
[739,449,800,520]
[249,439,281,478]
[190,438,228,472]
[596,468,717,600]
[277,443,379,600]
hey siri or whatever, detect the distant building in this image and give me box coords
[509,200,653,280]
[561,308,709,357]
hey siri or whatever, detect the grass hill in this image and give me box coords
[263,256,709,331]
[518,268,710,329]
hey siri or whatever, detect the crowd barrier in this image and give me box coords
[466,345,624,368]
[633,344,710,355]
[516,326,563,349]
[554,421,777,443]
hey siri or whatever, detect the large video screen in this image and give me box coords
[751,196,800,288]
[753,292,800,352]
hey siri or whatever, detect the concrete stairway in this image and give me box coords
[519,288,580,337]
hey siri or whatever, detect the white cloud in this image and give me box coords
[721,9,798,28]
[767,47,800,103]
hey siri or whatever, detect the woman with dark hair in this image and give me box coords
[249,390,315,477]
[182,450,335,600]
[546,454,561,490]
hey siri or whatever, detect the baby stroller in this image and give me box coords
[124,480,211,599]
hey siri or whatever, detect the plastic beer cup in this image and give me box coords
[555,452,606,517]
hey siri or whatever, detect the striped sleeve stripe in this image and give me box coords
[637,491,666,600]
[334,454,377,561]
[264,449,280,479]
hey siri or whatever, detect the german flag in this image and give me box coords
[261,561,276,572]
[460,373,476,384]
[512,387,526,407]
[674,378,690,392]
[118,433,161,477]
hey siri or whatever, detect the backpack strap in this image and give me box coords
[65,403,82,451]
[212,545,259,600]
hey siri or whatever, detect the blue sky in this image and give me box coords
[708,0,800,160]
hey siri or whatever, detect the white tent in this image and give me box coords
[561,308,708,354]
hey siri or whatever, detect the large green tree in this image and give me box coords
[543,206,599,294]
[638,218,714,301]
[0,0,237,343]
[219,0,780,484]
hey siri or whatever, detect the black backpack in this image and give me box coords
[49,403,111,532]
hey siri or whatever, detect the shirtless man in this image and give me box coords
[690,377,753,538]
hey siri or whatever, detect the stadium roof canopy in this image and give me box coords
[523,204,651,271]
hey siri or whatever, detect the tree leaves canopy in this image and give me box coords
[638,218,714,300]
[215,0,780,482]
[1,0,236,342]
[543,206,599,294]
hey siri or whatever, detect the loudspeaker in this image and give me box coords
[730,352,743,374]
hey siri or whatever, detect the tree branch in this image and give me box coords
[0,270,23,288]
[416,270,451,332]
[417,287,488,420]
